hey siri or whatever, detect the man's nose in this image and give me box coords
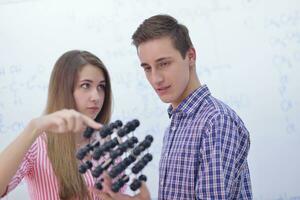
[151,69,164,85]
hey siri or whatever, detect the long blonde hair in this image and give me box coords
[45,50,112,199]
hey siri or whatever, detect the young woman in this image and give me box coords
[0,50,113,200]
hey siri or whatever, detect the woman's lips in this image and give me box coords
[87,107,100,114]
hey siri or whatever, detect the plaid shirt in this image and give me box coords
[158,85,252,200]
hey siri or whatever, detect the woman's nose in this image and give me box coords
[89,88,100,102]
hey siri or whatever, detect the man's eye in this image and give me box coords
[144,67,151,72]
[159,62,169,67]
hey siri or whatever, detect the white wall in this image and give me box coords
[0,0,299,199]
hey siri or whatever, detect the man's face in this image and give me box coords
[137,36,195,108]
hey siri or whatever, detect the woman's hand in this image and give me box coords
[89,173,151,200]
[1,109,101,196]
[31,109,101,135]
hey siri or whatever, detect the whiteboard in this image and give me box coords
[0,0,299,199]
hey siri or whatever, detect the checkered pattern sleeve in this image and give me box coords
[196,113,252,199]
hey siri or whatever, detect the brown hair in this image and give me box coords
[132,14,194,58]
[45,50,112,199]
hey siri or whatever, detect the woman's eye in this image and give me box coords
[98,84,106,91]
[81,83,90,89]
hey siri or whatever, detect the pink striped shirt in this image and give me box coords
[2,135,109,200]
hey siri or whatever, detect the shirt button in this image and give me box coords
[172,127,176,131]
[160,180,163,186]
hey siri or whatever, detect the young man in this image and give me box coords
[98,14,252,200]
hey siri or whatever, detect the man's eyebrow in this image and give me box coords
[140,63,148,67]
[140,57,172,67]
[155,57,171,62]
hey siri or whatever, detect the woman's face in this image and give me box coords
[73,64,106,119]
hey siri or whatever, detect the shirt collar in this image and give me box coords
[167,85,211,118]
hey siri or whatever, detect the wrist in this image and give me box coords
[27,118,43,139]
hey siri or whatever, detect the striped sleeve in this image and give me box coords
[2,139,38,196]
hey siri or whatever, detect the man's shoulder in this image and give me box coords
[194,94,244,127]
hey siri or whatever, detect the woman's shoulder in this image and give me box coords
[25,132,47,159]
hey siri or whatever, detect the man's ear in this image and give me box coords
[187,48,196,67]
